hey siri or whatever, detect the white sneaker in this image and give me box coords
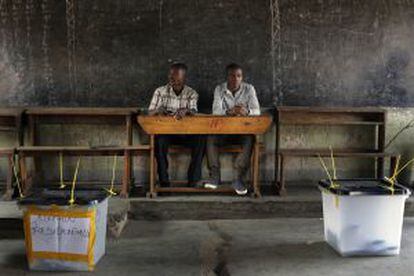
[204,182,218,189]
[196,180,219,189]
[232,180,247,195]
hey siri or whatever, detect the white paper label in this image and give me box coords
[30,215,91,255]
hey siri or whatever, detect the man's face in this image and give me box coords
[227,69,243,91]
[169,68,186,87]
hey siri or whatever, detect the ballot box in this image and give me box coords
[19,189,108,271]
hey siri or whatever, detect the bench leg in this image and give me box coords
[19,154,29,195]
[121,115,133,198]
[377,157,385,179]
[120,150,130,198]
[2,154,14,201]
[278,155,287,196]
[252,135,261,198]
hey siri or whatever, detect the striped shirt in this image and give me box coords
[148,84,198,112]
[212,82,261,115]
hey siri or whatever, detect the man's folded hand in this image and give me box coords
[226,104,248,116]
[174,108,190,120]
[158,106,171,115]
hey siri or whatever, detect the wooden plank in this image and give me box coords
[0,108,25,117]
[33,116,130,125]
[274,109,280,188]
[155,187,235,193]
[279,111,384,125]
[278,155,286,196]
[280,150,398,158]
[3,155,14,201]
[0,148,15,155]
[167,144,264,153]
[17,146,150,156]
[377,112,386,178]
[0,117,19,128]
[276,106,386,113]
[138,115,272,135]
[279,148,378,154]
[122,114,133,198]
[17,146,150,150]
[122,149,130,198]
[26,107,138,116]
[19,152,28,194]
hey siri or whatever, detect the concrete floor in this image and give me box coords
[0,218,414,275]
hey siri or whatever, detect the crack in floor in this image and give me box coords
[200,222,232,276]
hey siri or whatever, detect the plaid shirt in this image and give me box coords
[212,82,261,115]
[148,84,198,112]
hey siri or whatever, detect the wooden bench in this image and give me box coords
[154,143,265,194]
[16,146,150,197]
[278,150,400,195]
[275,107,387,195]
[25,107,139,197]
[0,108,24,200]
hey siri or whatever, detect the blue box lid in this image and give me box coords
[318,178,411,196]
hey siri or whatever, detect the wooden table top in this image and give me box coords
[26,107,139,116]
[137,114,273,135]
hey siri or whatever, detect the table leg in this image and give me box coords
[147,135,157,198]
[253,135,261,198]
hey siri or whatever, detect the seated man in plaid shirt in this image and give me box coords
[148,63,205,187]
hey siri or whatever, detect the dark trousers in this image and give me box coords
[155,135,206,186]
[207,135,254,183]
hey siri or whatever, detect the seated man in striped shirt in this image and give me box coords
[148,63,205,187]
[203,63,261,195]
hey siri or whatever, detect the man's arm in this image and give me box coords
[187,91,198,115]
[247,86,261,115]
[148,89,165,115]
[212,86,225,115]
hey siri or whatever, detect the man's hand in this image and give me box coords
[174,108,191,120]
[149,106,170,116]
[226,104,248,116]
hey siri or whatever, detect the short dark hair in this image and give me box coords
[226,63,243,74]
[170,62,188,72]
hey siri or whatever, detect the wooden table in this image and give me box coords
[138,114,273,197]
[0,108,24,200]
[25,107,139,196]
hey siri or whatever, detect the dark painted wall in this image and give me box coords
[0,0,414,109]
